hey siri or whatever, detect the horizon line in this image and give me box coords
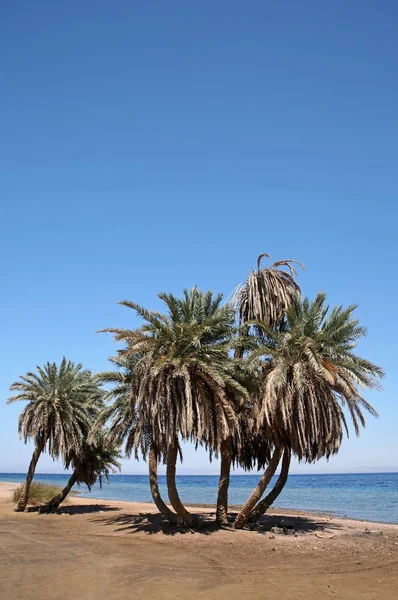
[1,470,397,476]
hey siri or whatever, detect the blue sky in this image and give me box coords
[1,1,397,475]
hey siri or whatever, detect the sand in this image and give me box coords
[1,482,397,600]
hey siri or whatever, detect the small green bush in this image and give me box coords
[12,482,70,507]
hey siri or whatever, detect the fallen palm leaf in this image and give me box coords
[315,531,336,539]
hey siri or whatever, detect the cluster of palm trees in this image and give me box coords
[7,359,121,513]
[8,253,384,528]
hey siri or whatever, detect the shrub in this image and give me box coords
[12,482,71,507]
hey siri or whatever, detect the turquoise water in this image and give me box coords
[2,472,397,524]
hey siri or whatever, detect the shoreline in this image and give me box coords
[74,493,398,527]
[2,481,398,528]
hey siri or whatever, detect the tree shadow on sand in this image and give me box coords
[248,512,344,535]
[28,504,121,516]
[90,510,343,537]
[91,511,220,536]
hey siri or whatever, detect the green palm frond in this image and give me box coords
[64,430,121,490]
[100,288,247,457]
[7,359,103,460]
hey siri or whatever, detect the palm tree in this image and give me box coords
[39,432,121,513]
[7,358,101,512]
[234,293,384,527]
[94,355,138,450]
[101,288,247,526]
[216,253,304,525]
[94,355,179,524]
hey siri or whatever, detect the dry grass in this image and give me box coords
[12,482,71,507]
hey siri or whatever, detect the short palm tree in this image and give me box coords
[234,293,384,527]
[101,288,247,526]
[216,253,304,525]
[7,358,102,511]
[94,355,138,450]
[39,431,121,513]
[94,355,178,523]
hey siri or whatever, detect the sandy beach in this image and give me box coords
[1,482,397,600]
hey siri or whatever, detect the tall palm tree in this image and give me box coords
[39,432,121,513]
[216,253,304,525]
[101,288,247,526]
[94,355,178,524]
[7,358,101,512]
[234,293,384,527]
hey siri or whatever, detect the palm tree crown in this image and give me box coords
[254,293,384,461]
[64,430,121,490]
[94,355,149,459]
[7,358,102,458]
[101,288,247,455]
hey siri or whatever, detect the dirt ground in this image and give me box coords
[1,483,397,600]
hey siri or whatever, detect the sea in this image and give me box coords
[1,472,397,525]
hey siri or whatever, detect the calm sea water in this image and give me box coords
[2,472,397,524]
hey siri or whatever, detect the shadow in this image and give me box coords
[91,511,220,536]
[246,512,344,534]
[27,504,121,516]
[91,508,343,537]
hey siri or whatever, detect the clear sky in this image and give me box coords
[1,1,397,475]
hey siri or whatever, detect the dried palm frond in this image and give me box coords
[64,430,121,490]
[234,253,304,328]
[100,288,248,458]
[253,293,384,462]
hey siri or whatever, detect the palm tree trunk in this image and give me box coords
[234,446,282,529]
[166,439,193,526]
[248,447,291,523]
[16,444,42,512]
[39,470,78,513]
[216,436,232,526]
[214,344,244,526]
[149,446,178,524]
